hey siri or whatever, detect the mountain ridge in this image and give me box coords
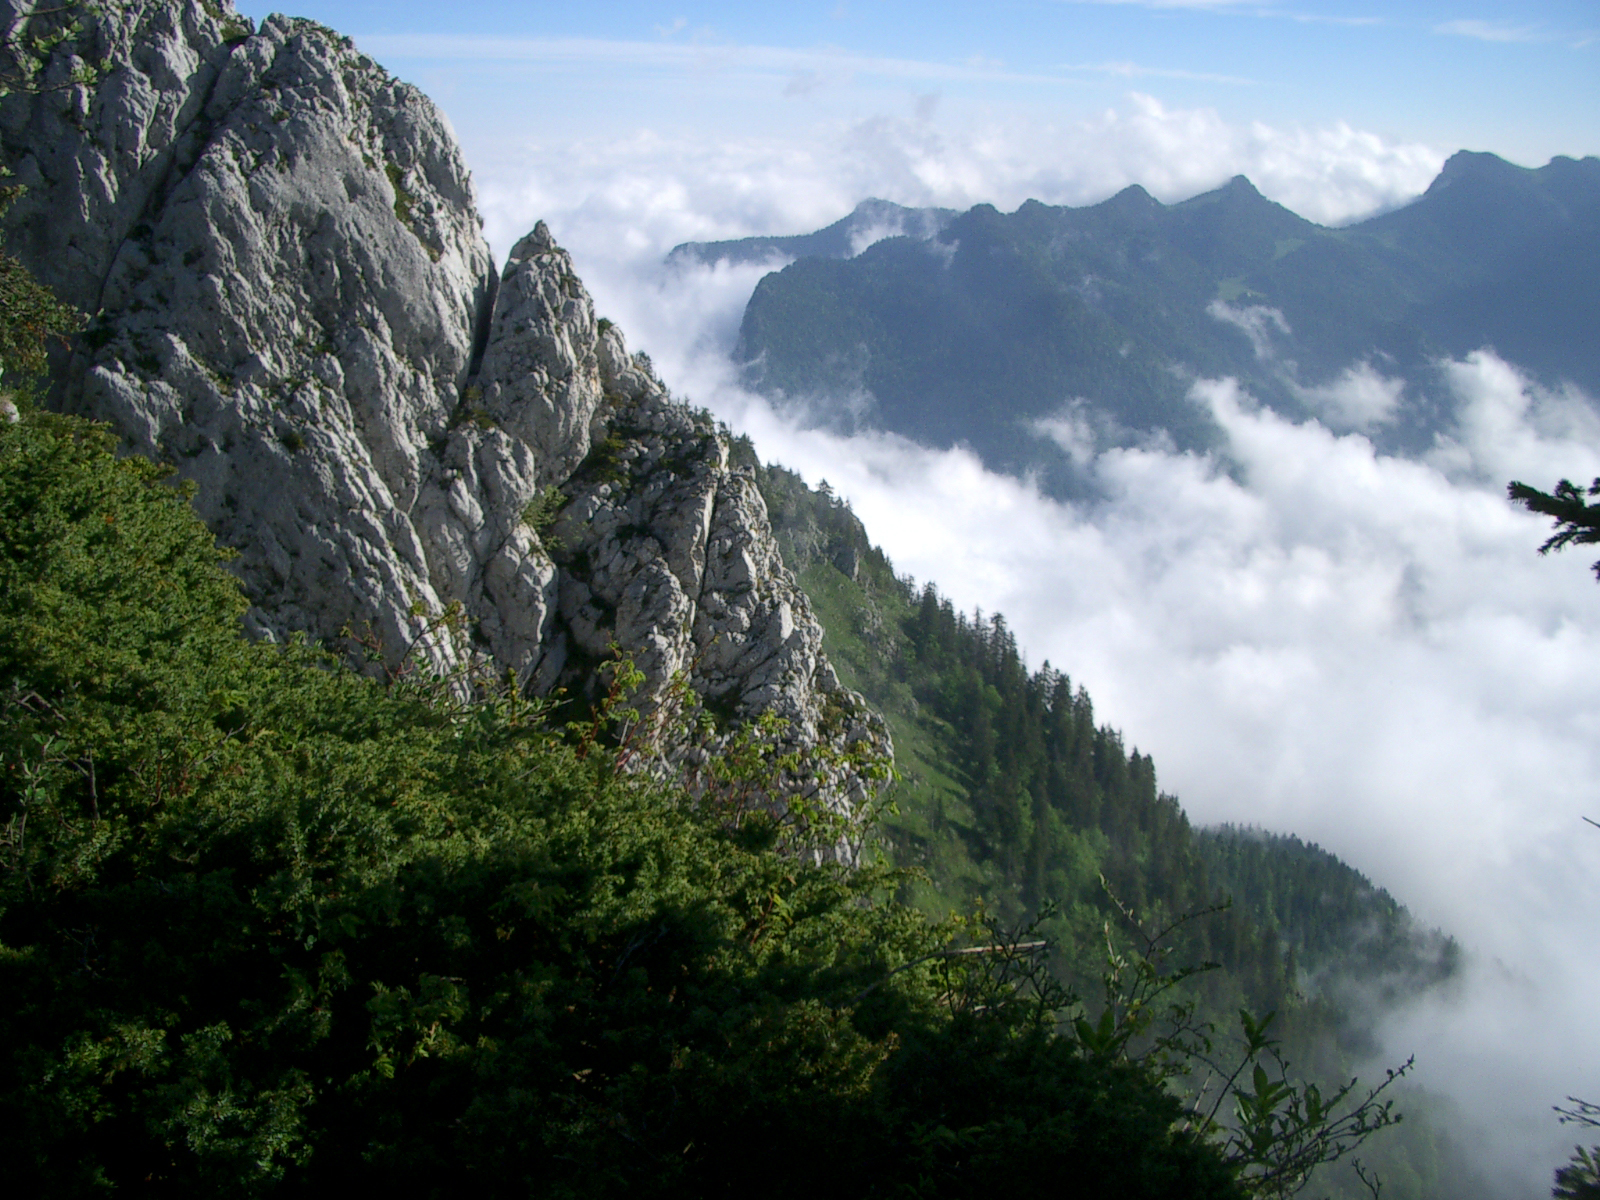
[703,151,1599,496]
[668,196,959,268]
[0,0,888,825]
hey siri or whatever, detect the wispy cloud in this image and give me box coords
[464,99,1594,1187]
[580,244,1600,1188]
[1062,0,1266,9]
[1061,0,1384,21]
[1285,12,1385,26]
[783,68,825,97]
[355,34,1084,90]
[1434,17,1546,43]
[1060,59,1257,84]
[468,94,1442,268]
[707,356,1600,1199]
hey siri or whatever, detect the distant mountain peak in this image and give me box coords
[668,198,958,267]
[1105,183,1159,210]
[1175,173,1274,213]
[1427,149,1519,193]
[849,197,915,219]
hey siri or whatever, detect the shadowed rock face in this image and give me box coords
[0,0,888,832]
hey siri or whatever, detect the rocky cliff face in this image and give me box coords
[0,0,888,828]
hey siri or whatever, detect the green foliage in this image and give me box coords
[0,6,92,385]
[384,160,414,226]
[1198,826,1459,1002]
[1046,894,1412,1199]
[578,429,632,485]
[219,14,253,45]
[520,484,568,547]
[0,170,81,384]
[0,2,106,99]
[0,245,82,381]
[0,406,1249,1197]
[1509,477,1600,579]
[1556,1148,1600,1200]
[759,461,1313,1011]
[1555,1099,1600,1200]
[1206,1015,1410,1199]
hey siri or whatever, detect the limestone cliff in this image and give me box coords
[0,0,888,826]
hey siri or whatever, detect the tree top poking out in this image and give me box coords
[1508,477,1600,580]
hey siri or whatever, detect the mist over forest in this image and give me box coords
[488,153,1600,1195]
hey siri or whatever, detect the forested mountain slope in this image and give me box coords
[746,448,1493,1200]
[746,447,1457,1012]
[0,404,1258,1198]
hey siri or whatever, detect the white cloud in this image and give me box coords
[576,234,1600,1191]
[783,68,825,97]
[1059,59,1258,85]
[1061,0,1385,21]
[1034,402,1103,468]
[1435,18,1546,43]
[763,358,1599,1194]
[356,34,1077,89]
[1292,360,1405,429]
[1062,0,1269,9]
[468,103,1587,1189]
[1428,352,1600,485]
[1208,298,1292,359]
[468,95,1443,271]
[1205,305,1410,431]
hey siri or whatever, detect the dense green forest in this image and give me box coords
[745,448,1493,1200]
[0,403,1269,1196]
[0,23,1413,1187]
[1198,827,1460,1022]
[748,450,1456,1004]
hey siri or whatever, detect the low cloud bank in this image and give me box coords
[569,250,1595,1194]
[468,95,1443,267]
[741,352,1600,1196]
[471,114,1591,1191]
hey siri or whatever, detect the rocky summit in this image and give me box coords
[0,0,888,828]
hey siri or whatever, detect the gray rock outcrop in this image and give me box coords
[0,0,889,835]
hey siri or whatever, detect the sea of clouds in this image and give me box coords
[465,99,1597,1195]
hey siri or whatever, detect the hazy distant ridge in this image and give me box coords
[718,152,1600,497]
[669,198,958,268]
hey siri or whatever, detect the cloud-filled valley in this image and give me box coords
[681,310,1600,1196]
[469,117,1600,1186]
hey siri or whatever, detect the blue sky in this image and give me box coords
[239,0,1596,181]
[230,0,1599,265]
